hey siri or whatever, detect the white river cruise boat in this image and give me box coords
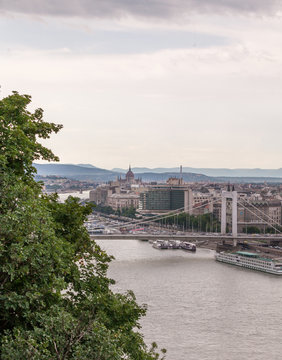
[215,251,282,275]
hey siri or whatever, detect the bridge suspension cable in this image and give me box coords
[240,197,282,229]
[102,207,185,229]
[106,197,222,230]
[237,200,281,234]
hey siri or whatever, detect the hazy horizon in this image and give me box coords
[36,162,282,172]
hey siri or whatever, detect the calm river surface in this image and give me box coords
[97,239,282,360]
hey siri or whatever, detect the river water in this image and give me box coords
[96,239,282,360]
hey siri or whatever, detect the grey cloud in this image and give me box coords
[0,0,281,18]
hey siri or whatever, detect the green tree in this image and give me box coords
[0,92,62,181]
[242,226,261,234]
[120,207,136,219]
[161,212,220,233]
[0,92,165,359]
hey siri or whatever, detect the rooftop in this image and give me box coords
[236,251,259,258]
[235,251,272,261]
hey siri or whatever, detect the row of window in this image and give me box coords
[219,255,272,267]
[220,258,271,269]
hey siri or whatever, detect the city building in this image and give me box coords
[139,185,193,214]
[237,200,282,232]
[89,185,110,205]
[116,165,142,186]
[89,165,143,209]
[107,193,140,210]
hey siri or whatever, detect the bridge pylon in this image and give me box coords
[221,189,238,238]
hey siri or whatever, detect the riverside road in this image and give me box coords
[90,233,282,244]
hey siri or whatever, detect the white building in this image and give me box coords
[107,193,140,210]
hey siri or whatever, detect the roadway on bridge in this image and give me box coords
[90,233,282,242]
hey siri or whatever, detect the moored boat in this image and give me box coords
[215,251,282,275]
[152,240,170,249]
[180,241,196,252]
[168,240,180,249]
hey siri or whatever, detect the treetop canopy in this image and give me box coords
[0,91,62,179]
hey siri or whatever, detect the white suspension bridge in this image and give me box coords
[90,189,282,246]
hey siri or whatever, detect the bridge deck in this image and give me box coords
[90,234,282,242]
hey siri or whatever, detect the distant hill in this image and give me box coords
[76,164,98,169]
[137,173,282,184]
[33,163,119,182]
[113,167,282,178]
[137,172,210,182]
[33,163,211,182]
[34,163,282,183]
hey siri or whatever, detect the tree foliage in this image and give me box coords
[157,212,220,233]
[0,91,62,180]
[0,92,165,359]
[93,204,137,219]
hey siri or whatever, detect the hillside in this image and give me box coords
[113,167,282,178]
[33,163,119,182]
[34,163,282,183]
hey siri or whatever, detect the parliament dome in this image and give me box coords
[126,165,134,182]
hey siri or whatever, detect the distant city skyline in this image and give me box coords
[1,1,282,169]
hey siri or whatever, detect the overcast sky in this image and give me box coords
[1,0,282,169]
